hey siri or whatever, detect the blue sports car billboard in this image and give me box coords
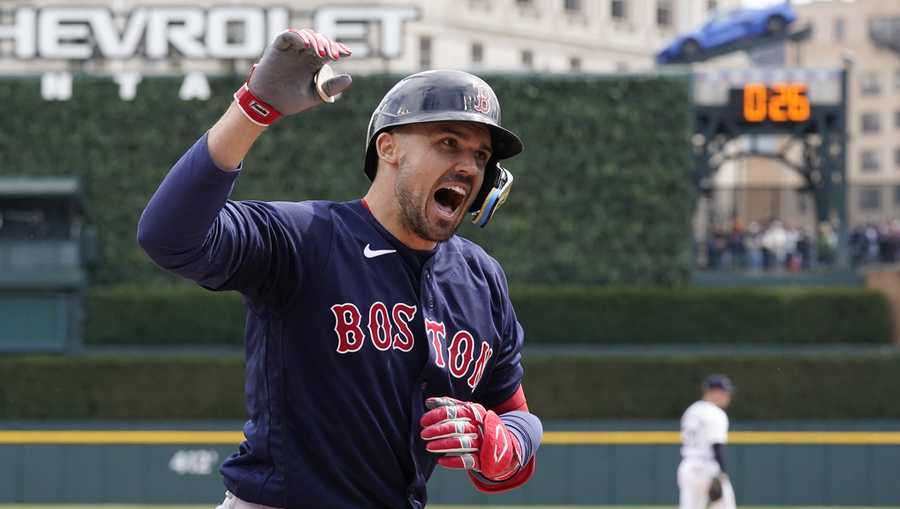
[657,2,797,64]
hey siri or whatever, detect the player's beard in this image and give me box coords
[395,156,464,243]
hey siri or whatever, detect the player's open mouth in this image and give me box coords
[433,185,467,217]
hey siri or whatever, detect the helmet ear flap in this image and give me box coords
[470,162,514,228]
[468,161,497,214]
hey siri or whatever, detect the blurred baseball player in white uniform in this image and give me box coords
[678,374,736,509]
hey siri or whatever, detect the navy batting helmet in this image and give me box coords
[364,70,524,227]
[702,374,735,393]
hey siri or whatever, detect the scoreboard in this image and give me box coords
[693,68,843,134]
[738,82,810,123]
[691,67,848,265]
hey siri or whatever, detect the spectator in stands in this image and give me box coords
[744,221,763,270]
[762,219,788,270]
[816,222,837,266]
[727,218,746,269]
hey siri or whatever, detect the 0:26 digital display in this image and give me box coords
[741,82,811,123]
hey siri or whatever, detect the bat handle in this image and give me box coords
[315,64,336,104]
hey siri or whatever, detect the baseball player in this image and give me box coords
[678,374,736,509]
[137,28,542,508]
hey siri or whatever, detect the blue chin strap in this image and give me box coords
[470,164,514,228]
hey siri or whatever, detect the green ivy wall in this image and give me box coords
[0,74,694,286]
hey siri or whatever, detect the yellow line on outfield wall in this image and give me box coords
[544,431,900,445]
[1,430,900,445]
[0,431,243,444]
[542,432,681,444]
[729,432,900,445]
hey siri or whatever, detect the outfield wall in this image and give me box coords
[2,422,899,506]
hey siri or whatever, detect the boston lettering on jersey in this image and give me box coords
[331,302,417,353]
[330,302,494,390]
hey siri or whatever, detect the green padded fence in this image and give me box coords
[85,285,891,346]
[3,353,900,420]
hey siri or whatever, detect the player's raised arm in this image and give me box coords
[137,29,350,296]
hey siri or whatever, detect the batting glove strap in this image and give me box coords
[476,410,522,481]
[468,455,536,493]
[234,83,283,127]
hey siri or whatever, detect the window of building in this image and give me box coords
[564,0,580,11]
[707,0,717,11]
[570,56,582,72]
[895,69,900,91]
[860,188,882,211]
[896,147,900,168]
[471,42,483,65]
[860,72,881,96]
[834,17,845,41]
[225,21,245,45]
[895,111,900,129]
[893,186,900,205]
[861,149,881,172]
[516,0,539,18]
[870,16,900,50]
[612,0,627,20]
[521,50,534,69]
[419,36,432,69]
[657,0,673,27]
[861,112,881,133]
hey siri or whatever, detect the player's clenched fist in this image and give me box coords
[235,28,352,126]
[420,397,521,481]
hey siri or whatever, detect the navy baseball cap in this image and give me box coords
[702,374,735,393]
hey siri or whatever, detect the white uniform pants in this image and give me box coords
[216,491,282,509]
[677,459,736,509]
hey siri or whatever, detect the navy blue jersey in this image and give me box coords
[137,135,526,509]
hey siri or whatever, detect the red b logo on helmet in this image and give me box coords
[473,88,491,114]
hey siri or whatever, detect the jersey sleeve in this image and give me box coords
[137,133,332,310]
[473,260,525,408]
[708,408,729,444]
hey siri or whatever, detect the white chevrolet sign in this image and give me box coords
[0,5,419,100]
[0,5,418,59]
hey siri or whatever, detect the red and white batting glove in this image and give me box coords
[419,396,522,481]
[234,28,352,126]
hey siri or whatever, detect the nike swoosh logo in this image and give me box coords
[363,244,397,259]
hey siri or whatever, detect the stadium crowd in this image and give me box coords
[701,218,900,271]
[698,218,900,271]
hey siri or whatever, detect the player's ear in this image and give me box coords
[375,131,400,166]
